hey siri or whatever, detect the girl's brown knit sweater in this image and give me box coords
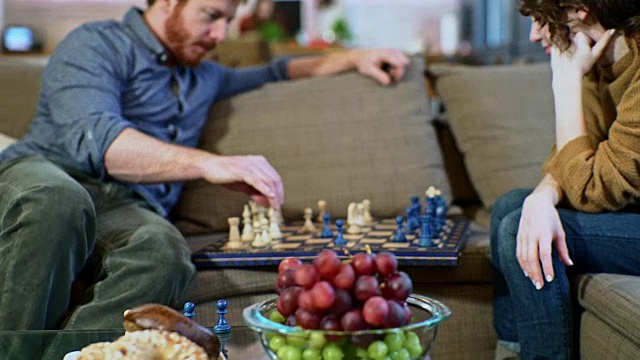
[543,41,640,212]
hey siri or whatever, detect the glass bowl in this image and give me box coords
[243,293,451,360]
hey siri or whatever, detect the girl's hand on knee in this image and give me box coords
[517,193,572,290]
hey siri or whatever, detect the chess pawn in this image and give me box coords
[260,218,270,242]
[317,200,327,222]
[252,222,268,248]
[226,217,243,249]
[362,199,373,225]
[299,207,316,234]
[333,218,346,246]
[269,211,283,241]
[241,205,253,242]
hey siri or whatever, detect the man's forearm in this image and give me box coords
[287,51,355,79]
[104,128,211,183]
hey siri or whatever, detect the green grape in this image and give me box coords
[279,345,303,360]
[384,333,404,352]
[270,310,287,324]
[389,349,410,360]
[269,334,287,352]
[302,347,322,360]
[404,331,420,347]
[322,343,344,360]
[287,332,309,348]
[367,341,389,359]
[309,331,327,349]
[406,342,423,358]
[356,347,370,359]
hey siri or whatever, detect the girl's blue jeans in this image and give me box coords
[492,188,640,359]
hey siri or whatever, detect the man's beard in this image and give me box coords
[165,6,213,67]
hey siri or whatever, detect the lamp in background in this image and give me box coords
[2,26,42,53]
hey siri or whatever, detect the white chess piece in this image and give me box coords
[426,186,437,198]
[269,210,283,241]
[260,217,269,242]
[355,203,365,226]
[317,200,327,222]
[241,205,254,242]
[299,207,316,234]
[362,199,373,225]
[252,219,269,248]
[226,217,243,249]
[347,202,361,234]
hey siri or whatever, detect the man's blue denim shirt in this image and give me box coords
[0,8,290,217]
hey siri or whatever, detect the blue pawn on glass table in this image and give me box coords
[333,218,346,245]
[183,301,195,320]
[214,299,231,334]
[320,212,333,238]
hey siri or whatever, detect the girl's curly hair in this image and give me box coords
[519,0,640,50]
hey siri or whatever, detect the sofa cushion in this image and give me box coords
[577,273,640,350]
[429,63,555,209]
[173,56,452,234]
[0,57,47,139]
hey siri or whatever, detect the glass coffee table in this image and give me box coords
[0,326,270,359]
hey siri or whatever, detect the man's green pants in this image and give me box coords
[0,156,195,332]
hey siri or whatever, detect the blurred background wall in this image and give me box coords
[0,0,545,64]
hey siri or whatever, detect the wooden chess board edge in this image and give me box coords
[192,216,471,269]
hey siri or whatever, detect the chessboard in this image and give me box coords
[192,215,471,269]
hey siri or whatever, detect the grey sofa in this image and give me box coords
[3,53,634,359]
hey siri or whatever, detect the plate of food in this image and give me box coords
[66,303,226,360]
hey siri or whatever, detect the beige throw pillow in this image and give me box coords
[429,62,555,209]
[173,56,451,234]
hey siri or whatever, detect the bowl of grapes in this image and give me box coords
[243,250,451,360]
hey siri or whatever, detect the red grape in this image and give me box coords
[362,296,389,327]
[332,262,356,290]
[295,307,321,329]
[319,314,342,331]
[310,281,336,310]
[294,264,319,289]
[381,271,413,301]
[276,286,302,317]
[354,275,381,302]
[384,300,405,328]
[374,252,398,277]
[313,249,342,279]
[276,267,296,292]
[330,288,353,317]
[351,252,376,276]
[401,301,412,325]
[279,257,302,273]
[298,289,316,312]
[340,308,368,331]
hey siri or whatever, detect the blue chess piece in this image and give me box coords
[418,215,434,247]
[435,195,447,231]
[411,196,421,215]
[183,302,195,320]
[213,299,231,334]
[333,219,346,245]
[394,215,407,242]
[320,212,333,238]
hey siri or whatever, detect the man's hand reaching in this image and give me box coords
[202,155,285,210]
[349,48,411,85]
[287,48,410,85]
